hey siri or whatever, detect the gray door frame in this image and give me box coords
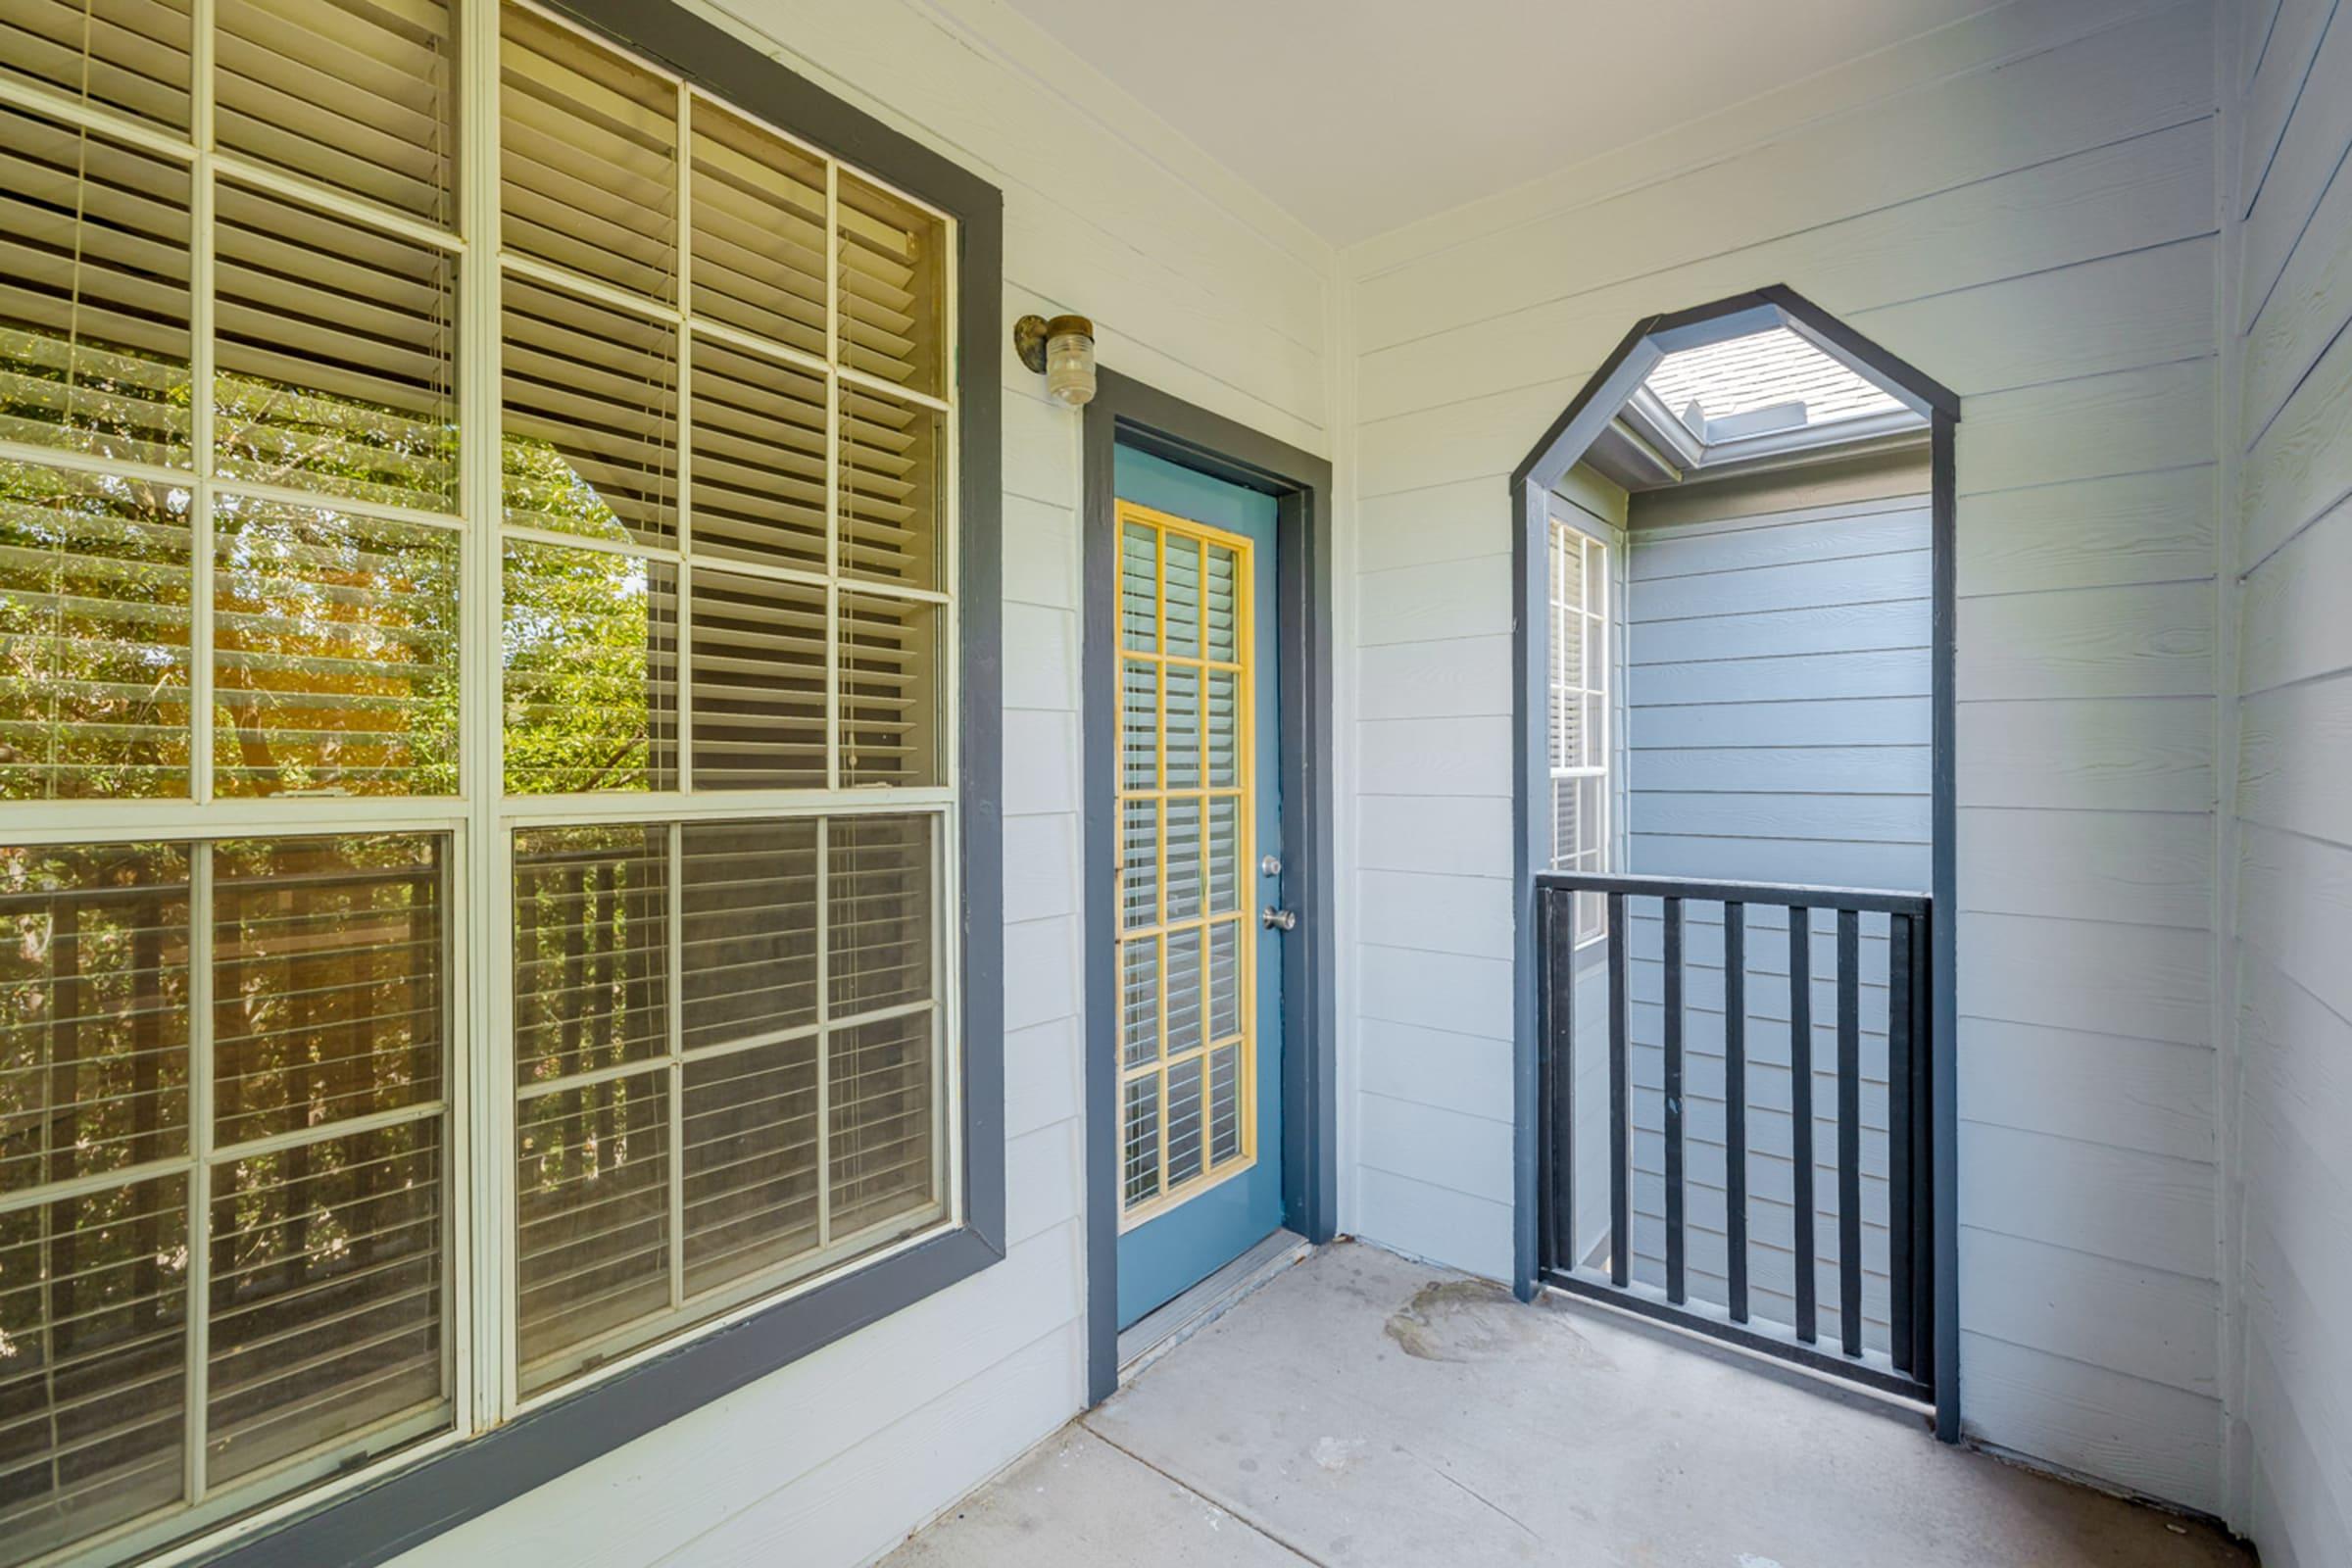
[1506,286,1963,1440]
[1080,370,1337,1405]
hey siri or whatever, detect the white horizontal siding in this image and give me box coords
[1338,0,2225,1512]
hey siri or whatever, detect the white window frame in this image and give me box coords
[0,0,989,1560]
[1546,511,1610,946]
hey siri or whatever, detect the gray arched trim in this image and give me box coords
[1507,287,1960,1442]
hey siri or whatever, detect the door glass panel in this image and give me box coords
[1161,663,1199,790]
[1113,504,1254,1223]
[1119,522,1156,652]
[1203,543,1240,662]
[1120,798,1157,931]
[1163,795,1200,923]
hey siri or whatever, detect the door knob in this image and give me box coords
[1261,906,1298,932]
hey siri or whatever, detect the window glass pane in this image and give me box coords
[0,108,192,466]
[839,384,941,593]
[681,818,817,1051]
[512,824,667,1088]
[216,0,455,227]
[0,0,193,129]
[502,540,677,794]
[828,814,929,1016]
[689,567,824,791]
[502,273,675,548]
[836,170,943,398]
[514,1067,668,1388]
[681,1036,816,1296]
[688,98,823,358]
[0,462,192,800]
[829,1008,936,1237]
[213,182,457,514]
[838,590,938,789]
[0,842,191,1194]
[687,337,825,573]
[0,1171,189,1565]
[204,1115,445,1484]
[500,2,676,302]
[210,834,443,1146]
[212,497,459,798]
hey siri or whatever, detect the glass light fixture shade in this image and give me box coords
[1044,315,1096,407]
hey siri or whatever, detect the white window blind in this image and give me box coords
[0,0,958,1560]
[1548,518,1608,943]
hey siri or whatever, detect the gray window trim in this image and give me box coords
[1078,369,1338,1407]
[201,3,1004,1561]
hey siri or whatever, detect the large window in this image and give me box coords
[1547,514,1608,942]
[0,1,962,1561]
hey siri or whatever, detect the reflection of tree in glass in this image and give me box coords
[0,324,665,801]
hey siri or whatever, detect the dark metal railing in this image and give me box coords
[1536,871,1935,1404]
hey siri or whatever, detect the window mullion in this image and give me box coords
[461,0,511,1434]
[184,844,215,1506]
[824,159,842,794]
[667,820,687,1307]
[815,815,832,1249]
[676,81,696,795]
[189,0,217,810]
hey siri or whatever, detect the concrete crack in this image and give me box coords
[1080,1417,1332,1566]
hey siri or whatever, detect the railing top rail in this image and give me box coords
[1534,870,1931,917]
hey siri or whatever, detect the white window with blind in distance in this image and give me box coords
[1548,515,1607,943]
[0,0,959,1562]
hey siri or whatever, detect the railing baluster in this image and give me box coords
[1543,889,1575,1274]
[1789,906,1815,1345]
[1607,891,1629,1288]
[1725,902,1747,1324]
[1663,896,1685,1306]
[1887,909,1915,1375]
[1838,907,1862,1359]
[1909,909,1936,1389]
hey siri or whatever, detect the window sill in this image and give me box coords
[201,1221,1004,1568]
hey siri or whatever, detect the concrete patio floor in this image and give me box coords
[884,1241,2250,1568]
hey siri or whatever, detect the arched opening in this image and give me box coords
[1508,288,1960,1437]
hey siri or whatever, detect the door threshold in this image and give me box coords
[1118,1228,1309,1382]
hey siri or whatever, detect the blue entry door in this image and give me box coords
[1112,446,1286,1329]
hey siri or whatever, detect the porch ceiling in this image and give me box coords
[888,1243,2248,1568]
[992,0,2005,244]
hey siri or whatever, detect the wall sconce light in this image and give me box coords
[1015,313,1097,407]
